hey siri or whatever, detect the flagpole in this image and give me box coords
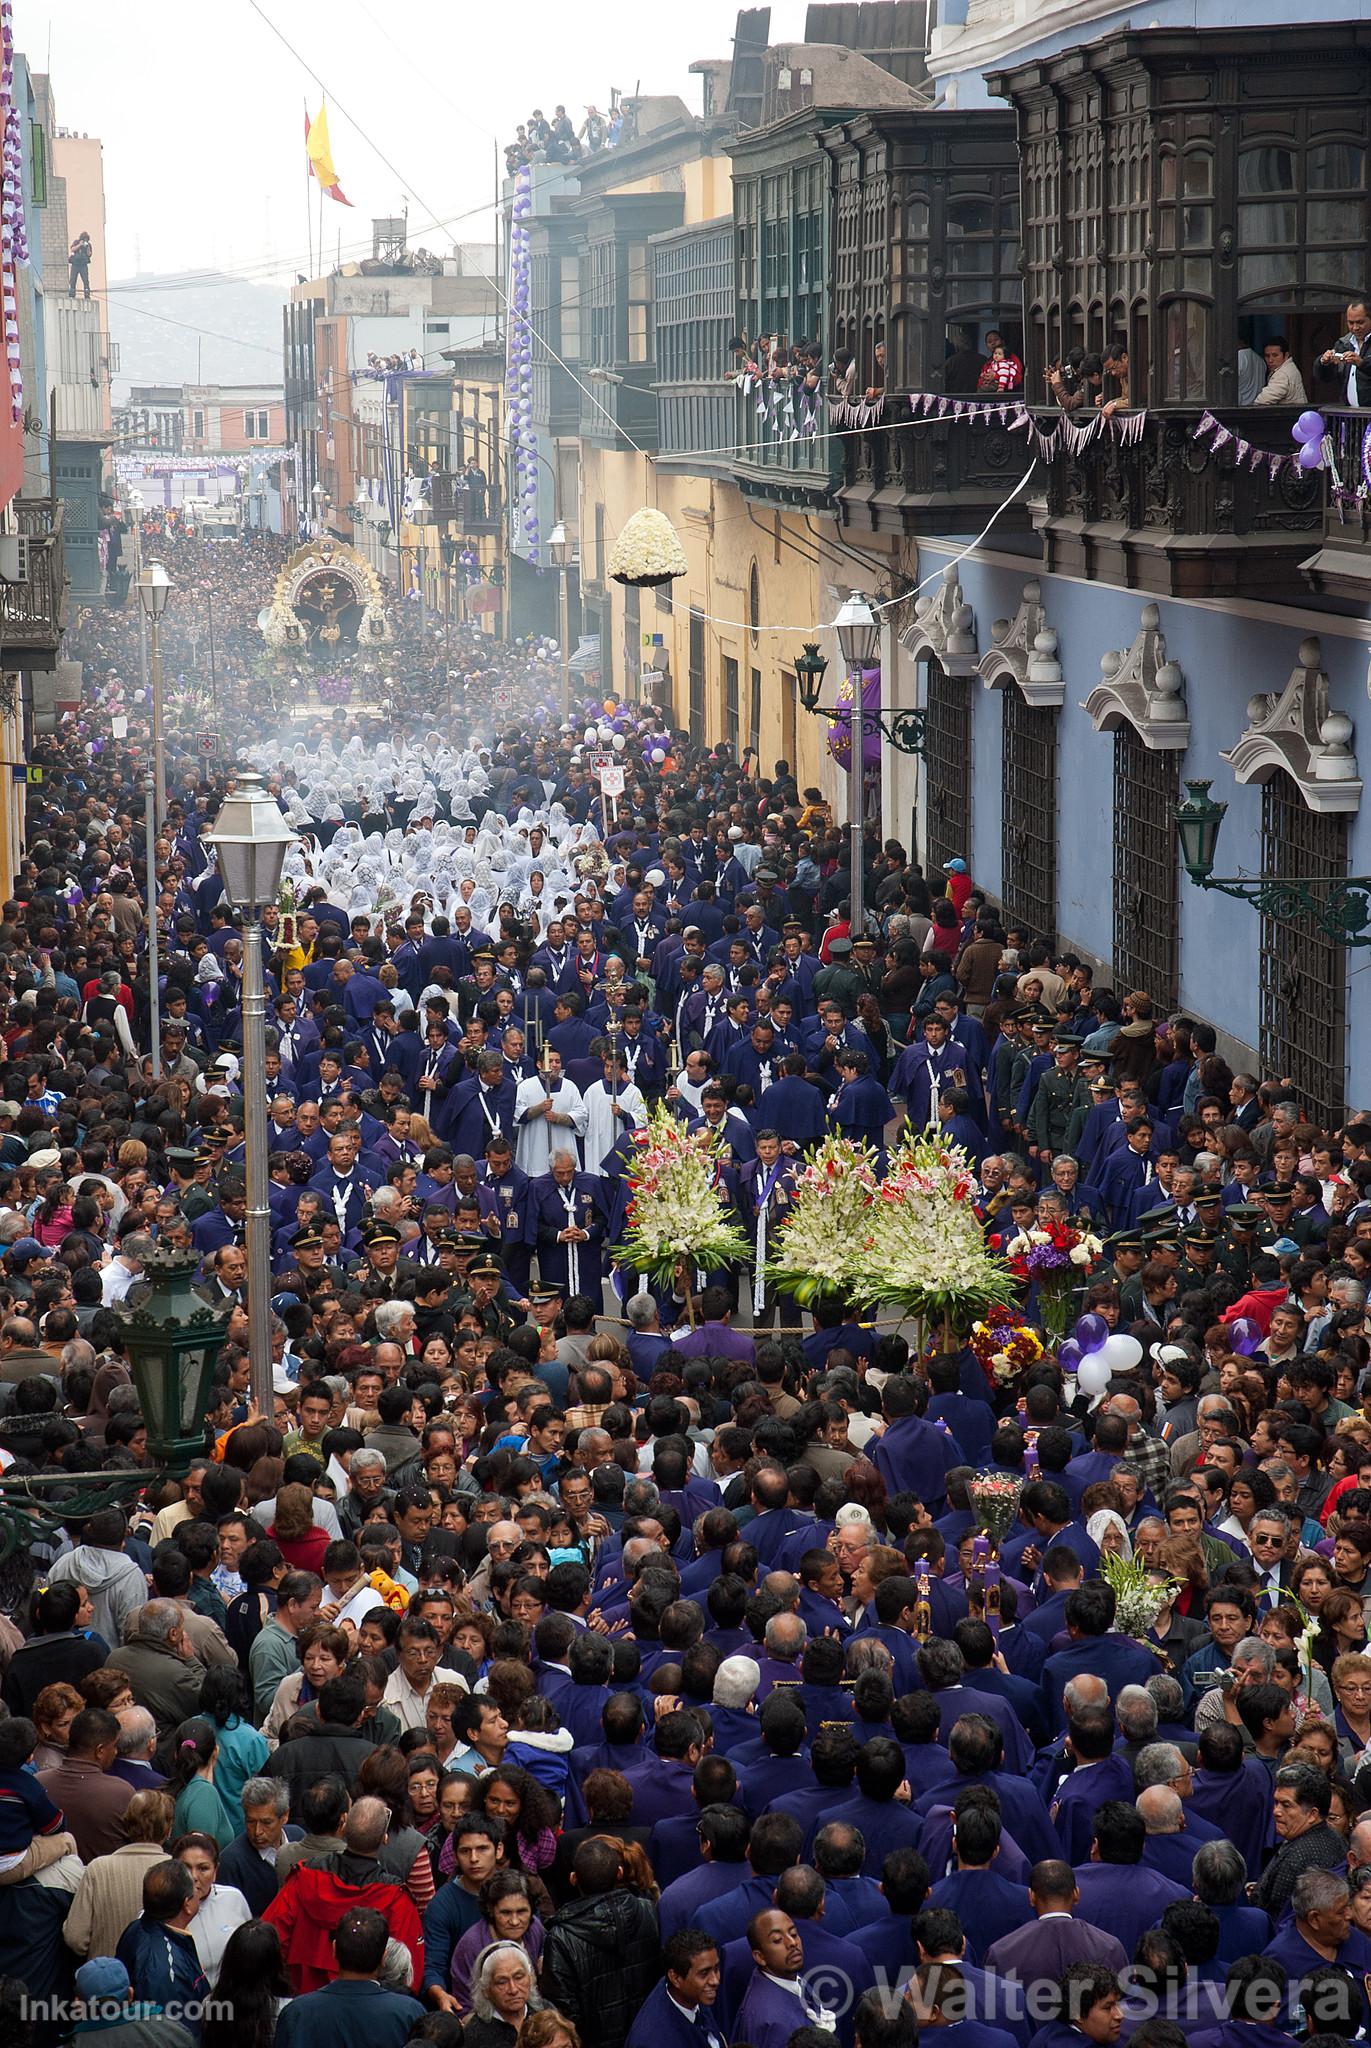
[304,98,314,280]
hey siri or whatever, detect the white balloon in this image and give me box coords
[584,728,597,745]
[650,747,665,764]
[1076,1354,1112,1397]
[611,732,626,752]
[1101,1333,1143,1372]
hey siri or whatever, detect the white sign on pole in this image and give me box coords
[598,763,626,798]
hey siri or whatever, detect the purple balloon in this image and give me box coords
[1291,409,1326,445]
[1058,1338,1082,1373]
[1229,1316,1263,1357]
[1298,441,1324,471]
[1074,1312,1108,1353]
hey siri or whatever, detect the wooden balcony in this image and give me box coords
[0,499,66,659]
[836,395,1036,539]
[579,366,659,455]
[731,385,839,511]
[424,470,502,536]
[1029,405,1321,602]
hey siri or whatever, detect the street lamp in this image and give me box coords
[549,520,572,721]
[794,642,828,717]
[1175,777,1371,944]
[0,1243,229,1561]
[118,1244,232,1473]
[204,771,296,1414]
[138,559,174,830]
[834,591,881,940]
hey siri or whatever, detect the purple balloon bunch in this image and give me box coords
[1058,1311,1145,1398]
[1290,409,1328,473]
[507,165,542,557]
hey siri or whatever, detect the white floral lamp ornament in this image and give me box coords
[608,507,689,589]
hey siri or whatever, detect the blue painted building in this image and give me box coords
[814,4,1371,1125]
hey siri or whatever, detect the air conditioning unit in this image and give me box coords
[0,535,31,584]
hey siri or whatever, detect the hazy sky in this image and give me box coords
[23,0,809,285]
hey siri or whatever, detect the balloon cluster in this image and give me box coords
[506,165,540,560]
[1058,1314,1144,1399]
[1290,410,1328,473]
[0,0,26,426]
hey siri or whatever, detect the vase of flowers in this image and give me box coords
[1003,1218,1104,1339]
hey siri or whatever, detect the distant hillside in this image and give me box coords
[107,270,285,400]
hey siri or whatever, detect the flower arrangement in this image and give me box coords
[607,507,689,588]
[967,1471,1024,1546]
[763,1135,879,1307]
[1002,1217,1104,1337]
[846,1133,1009,1330]
[315,672,353,705]
[969,1312,1047,1389]
[613,1106,751,1290]
[1098,1549,1177,1647]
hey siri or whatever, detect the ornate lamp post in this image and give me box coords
[204,771,297,1414]
[1175,778,1371,944]
[0,1246,228,1563]
[118,1245,232,1472]
[795,598,927,939]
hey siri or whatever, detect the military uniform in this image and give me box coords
[1027,1043,1091,1156]
[811,937,865,1018]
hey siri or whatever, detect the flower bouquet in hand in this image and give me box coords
[613,1106,751,1292]
[1003,1217,1104,1337]
[763,1135,878,1308]
[1099,1548,1178,1651]
[969,1311,1045,1392]
[967,1470,1024,1547]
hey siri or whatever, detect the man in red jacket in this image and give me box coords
[266,1794,424,1993]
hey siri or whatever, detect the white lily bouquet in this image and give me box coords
[1099,1549,1177,1647]
[613,1106,751,1290]
[763,1136,879,1307]
[848,1132,1009,1330]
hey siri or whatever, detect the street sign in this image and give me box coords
[10,764,40,783]
[197,731,219,757]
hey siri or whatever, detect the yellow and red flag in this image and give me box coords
[305,100,352,207]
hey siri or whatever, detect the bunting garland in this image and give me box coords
[1190,409,1329,492]
[825,389,1150,460]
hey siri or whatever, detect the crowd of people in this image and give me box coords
[2,518,1371,2048]
[504,107,618,176]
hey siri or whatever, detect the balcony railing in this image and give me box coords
[732,383,838,508]
[837,394,1036,539]
[1025,403,1322,601]
[579,367,659,454]
[425,471,502,536]
[1302,406,1371,601]
[0,499,65,655]
[657,381,734,473]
